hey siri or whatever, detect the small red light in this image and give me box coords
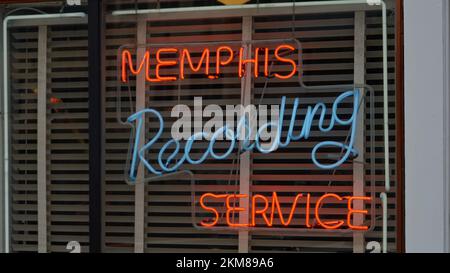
[50,97,62,105]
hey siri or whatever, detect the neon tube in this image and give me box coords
[380,192,388,253]
[114,0,389,252]
[2,11,86,254]
[112,0,390,193]
[126,90,360,177]
[115,0,390,252]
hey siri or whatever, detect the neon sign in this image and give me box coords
[126,89,359,179]
[121,44,297,83]
[199,192,371,230]
[119,41,372,232]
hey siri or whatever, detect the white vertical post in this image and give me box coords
[238,16,252,253]
[134,19,146,253]
[37,25,48,253]
[352,11,366,253]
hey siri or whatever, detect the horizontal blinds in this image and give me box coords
[105,0,398,253]
[103,15,244,252]
[250,12,358,253]
[104,19,137,252]
[47,23,90,253]
[364,10,397,252]
[143,17,243,253]
[10,26,39,253]
[6,0,400,254]
[9,21,89,253]
[249,11,397,253]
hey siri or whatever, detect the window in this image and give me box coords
[3,0,402,253]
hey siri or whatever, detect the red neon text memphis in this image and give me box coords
[121,44,297,82]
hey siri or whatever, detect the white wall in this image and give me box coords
[404,0,450,253]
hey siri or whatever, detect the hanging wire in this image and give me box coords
[291,0,296,38]
[5,7,46,17]
[59,2,67,14]
[115,1,375,234]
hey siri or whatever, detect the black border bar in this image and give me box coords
[88,0,102,253]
